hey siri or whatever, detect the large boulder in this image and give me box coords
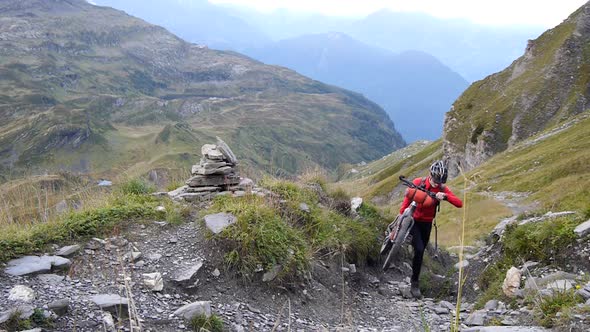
[5,255,71,276]
[574,219,590,237]
[90,294,129,316]
[204,213,237,234]
[173,261,204,284]
[502,267,521,298]
[173,301,212,320]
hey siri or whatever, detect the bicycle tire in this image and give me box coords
[382,217,413,271]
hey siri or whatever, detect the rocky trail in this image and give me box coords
[1,209,569,332]
[0,217,452,331]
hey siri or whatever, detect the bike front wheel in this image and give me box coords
[382,217,413,271]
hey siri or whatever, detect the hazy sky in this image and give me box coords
[209,0,588,27]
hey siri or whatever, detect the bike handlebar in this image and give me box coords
[399,175,438,199]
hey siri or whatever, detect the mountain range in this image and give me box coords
[0,0,404,181]
[244,32,468,141]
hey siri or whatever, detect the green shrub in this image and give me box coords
[0,193,159,262]
[502,216,579,264]
[537,289,582,327]
[328,188,350,201]
[0,311,31,331]
[190,314,224,332]
[31,308,54,328]
[476,215,582,308]
[209,195,309,280]
[260,178,318,204]
[118,178,156,195]
[207,180,391,282]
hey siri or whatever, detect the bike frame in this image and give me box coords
[381,176,439,270]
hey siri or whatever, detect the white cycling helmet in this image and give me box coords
[429,160,448,184]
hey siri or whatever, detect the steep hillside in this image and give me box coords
[0,0,404,180]
[337,111,590,247]
[244,33,468,142]
[444,2,590,174]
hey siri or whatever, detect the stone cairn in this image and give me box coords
[168,137,255,202]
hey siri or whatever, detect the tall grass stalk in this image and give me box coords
[453,166,469,331]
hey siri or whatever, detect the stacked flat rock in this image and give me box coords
[185,138,240,193]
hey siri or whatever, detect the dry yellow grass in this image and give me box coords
[434,192,512,247]
[0,173,109,228]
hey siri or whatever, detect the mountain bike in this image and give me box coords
[380,176,438,271]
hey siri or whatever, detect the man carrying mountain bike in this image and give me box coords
[398,160,463,298]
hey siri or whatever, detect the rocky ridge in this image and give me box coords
[443,1,590,175]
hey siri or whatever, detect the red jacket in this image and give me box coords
[399,176,463,222]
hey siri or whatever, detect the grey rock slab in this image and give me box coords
[186,174,239,187]
[216,136,238,164]
[168,185,188,197]
[204,212,237,234]
[546,279,574,291]
[186,186,222,193]
[299,203,310,213]
[5,255,71,276]
[455,260,469,269]
[173,260,203,283]
[48,298,70,316]
[351,197,363,211]
[503,267,521,297]
[262,265,283,282]
[102,312,116,332]
[55,244,81,257]
[433,306,450,314]
[37,274,65,285]
[484,300,499,311]
[143,272,164,292]
[192,165,232,175]
[90,294,129,314]
[201,161,230,170]
[0,305,34,324]
[147,253,162,261]
[233,190,246,197]
[174,301,212,320]
[201,144,218,158]
[574,219,590,237]
[525,271,578,289]
[238,178,254,188]
[439,300,456,311]
[177,192,211,202]
[206,149,224,160]
[465,309,487,326]
[577,288,590,299]
[8,285,35,302]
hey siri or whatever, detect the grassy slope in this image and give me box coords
[336,112,590,246]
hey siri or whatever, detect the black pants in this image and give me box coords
[410,220,432,282]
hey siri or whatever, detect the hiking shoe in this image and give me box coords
[410,281,422,299]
